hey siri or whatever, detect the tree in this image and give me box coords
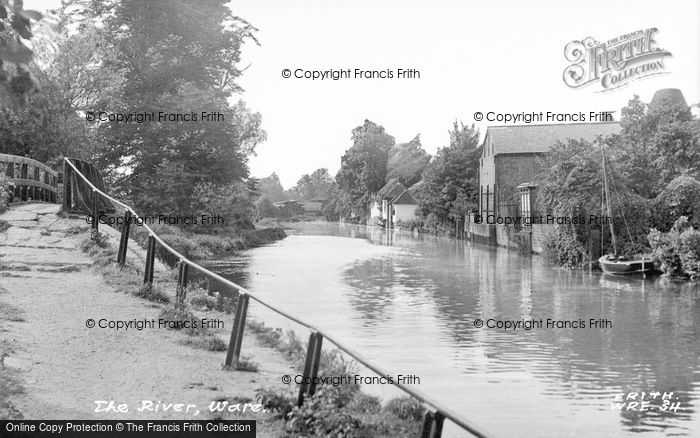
[294,168,335,200]
[386,134,430,187]
[257,173,288,202]
[0,0,42,108]
[335,120,394,219]
[535,137,653,256]
[611,94,700,198]
[72,0,266,220]
[416,121,480,225]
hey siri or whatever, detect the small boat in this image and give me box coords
[598,144,656,275]
[598,254,655,275]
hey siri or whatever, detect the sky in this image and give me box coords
[26,0,700,189]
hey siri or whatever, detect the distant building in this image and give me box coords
[478,122,622,219]
[370,178,418,228]
[649,88,687,110]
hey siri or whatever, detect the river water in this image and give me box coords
[204,222,700,437]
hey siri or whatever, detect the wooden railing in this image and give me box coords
[63,157,495,438]
[0,153,59,203]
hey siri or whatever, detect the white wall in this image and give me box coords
[393,203,417,223]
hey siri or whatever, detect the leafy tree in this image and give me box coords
[257,173,288,202]
[416,121,479,225]
[294,168,335,200]
[535,137,652,257]
[335,120,394,219]
[611,95,700,198]
[72,0,265,220]
[0,0,42,107]
[386,134,430,187]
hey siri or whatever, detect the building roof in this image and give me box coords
[483,122,621,155]
[391,189,417,205]
[376,178,407,199]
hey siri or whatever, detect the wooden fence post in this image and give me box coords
[143,235,156,286]
[420,409,445,438]
[90,190,99,233]
[117,210,132,266]
[297,331,323,406]
[225,293,250,367]
[176,260,189,303]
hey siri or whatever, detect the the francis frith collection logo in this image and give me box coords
[563,28,672,92]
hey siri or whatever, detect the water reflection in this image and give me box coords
[208,223,700,437]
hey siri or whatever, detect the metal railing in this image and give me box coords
[0,153,59,203]
[63,157,495,438]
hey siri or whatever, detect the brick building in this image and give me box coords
[478,122,622,219]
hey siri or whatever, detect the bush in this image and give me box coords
[134,284,170,304]
[0,181,12,212]
[541,226,589,268]
[189,293,218,311]
[653,176,700,231]
[679,228,700,279]
[255,387,295,419]
[383,396,423,422]
[80,231,111,255]
[648,216,700,279]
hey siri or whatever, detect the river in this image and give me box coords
[203,222,700,437]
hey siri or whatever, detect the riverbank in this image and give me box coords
[0,204,290,435]
[1,204,426,436]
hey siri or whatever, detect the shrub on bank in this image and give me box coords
[541,226,589,268]
[649,216,700,279]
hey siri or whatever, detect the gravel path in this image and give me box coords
[0,203,290,433]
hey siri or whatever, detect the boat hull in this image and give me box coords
[598,255,656,275]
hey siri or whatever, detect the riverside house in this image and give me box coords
[370,178,419,229]
[470,121,622,248]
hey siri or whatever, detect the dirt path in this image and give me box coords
[0,204,290,434]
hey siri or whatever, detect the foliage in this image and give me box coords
[648,217,700,279]
[652,175,700,232]
[0,180,10,211]
[386,135,430,187]
[256,173,289,203]
[416,121,480,226]
[536,137,653,259]
[59,1,266,227]
[541,226,590,268]
[133,284,170,304]
[233,354,259,372]
[79,231,110,255]
[334,120,395,220]
[383,396,424,422]
[0,0,42,107]
[294,168,335,200]
[255,387,295,419]
[535,138,603,218]
[0,81,90,165]
[610,94,700,198]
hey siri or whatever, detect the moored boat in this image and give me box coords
[598,254,656,275]
[597,144,657,275]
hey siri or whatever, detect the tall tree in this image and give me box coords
[77,0,265,218]
[257,173,288,202]
[386,134,430,187]
[294,168,335,200]
[611,95,700,198]
[335,120,394,218]
[416,121,480,224]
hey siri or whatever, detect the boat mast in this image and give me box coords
[601,142,617,255]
